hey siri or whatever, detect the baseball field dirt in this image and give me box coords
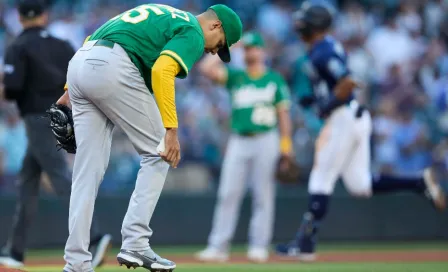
[3,242,448,272]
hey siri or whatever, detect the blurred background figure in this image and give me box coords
[0,0,111,269]
[275,1,444,261]
[195,32,292,263]
[0,105,26,193]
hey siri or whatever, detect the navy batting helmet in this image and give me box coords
[293,1,334,38]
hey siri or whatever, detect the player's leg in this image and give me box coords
[371,167,445,210]
[0,146,41,268]
[276,108,356,260]
[372,169,445,210]
[340,110,373,196]
[341,111,424,195]
[78,43,174,270]
[31,115,111,268]
[63,48,115,272]
[63,102,113,272]
[246,131,279,263]
[342,111,445,210]
[196,135,250,262]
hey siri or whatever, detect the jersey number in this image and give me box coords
[251,105,276,126]
[112,4,190,24]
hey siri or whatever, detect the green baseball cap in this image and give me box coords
[242,31,265,47]
[209,4,243,63]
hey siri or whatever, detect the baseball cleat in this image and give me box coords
[276,212,317,262]
[117,249,176,271]
[91,234,113,268]
[247,247,269,263]
[195,247,229,262]
[423,167,446,211]
[275,242,300,257]
[275,242,316,262]
[0,256,24,268]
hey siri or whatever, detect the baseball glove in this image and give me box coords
[45,103,77,154]
[276,155,301,184]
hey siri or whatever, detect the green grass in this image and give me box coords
[20,242,448,272]
[24,263,448,272]
[26,241,448,259]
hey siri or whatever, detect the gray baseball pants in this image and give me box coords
[207,130,280,251]
[63,41,169,272]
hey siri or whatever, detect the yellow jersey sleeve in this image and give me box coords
[151,55,182,128]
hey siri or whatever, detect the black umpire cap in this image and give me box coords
[17,0,48,18]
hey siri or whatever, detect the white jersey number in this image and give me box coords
[112,4,189,24]
[251,105,276,126]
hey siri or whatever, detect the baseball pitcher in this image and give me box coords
[195,32,292,263]
[50,4,242,272]
[275,2,446,261]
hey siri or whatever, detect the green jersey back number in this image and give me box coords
[111,4,190,24]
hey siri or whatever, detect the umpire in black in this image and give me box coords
[0,0,111,269]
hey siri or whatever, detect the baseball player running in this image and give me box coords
[53,4,242,272]
[195,32,292,263]
[275,2,446,261]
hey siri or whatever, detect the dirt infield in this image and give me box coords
[23,250,448,266]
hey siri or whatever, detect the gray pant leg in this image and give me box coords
[63,42,168,272]
[81,45,168,252]
[4,145,41,261]
[207,135,251,251]
[63,46,115,271]
[248,131,279,249]
[63,99,114,272]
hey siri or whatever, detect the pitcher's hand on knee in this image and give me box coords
[160,128,181,168]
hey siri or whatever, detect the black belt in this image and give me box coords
[345,100,367,118]
[239,132,258,137]
[355,105,367,118]
[93,39,115,49]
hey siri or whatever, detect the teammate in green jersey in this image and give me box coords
[195,32,292,263]
[55,3,242,272]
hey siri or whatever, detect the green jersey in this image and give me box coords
[226,68,290,134]
[89,3,205,91]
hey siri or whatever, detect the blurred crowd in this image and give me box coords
[0,0,448,194]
